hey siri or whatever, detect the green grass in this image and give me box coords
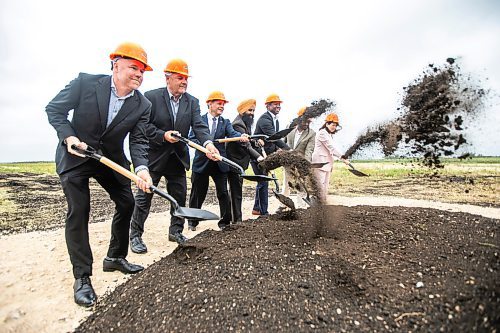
[0,162,56,175]
[0,157,498,179]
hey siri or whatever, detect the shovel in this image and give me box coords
[71,145,220,221]
[171,134,276,183]
[266,128,295,142]
[215,134,267,143]
[259,146,297,210]
[272,189,295,210]
[310,162,328,169]
[346,162,369,177]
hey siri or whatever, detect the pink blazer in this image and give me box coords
[311,128,342,172]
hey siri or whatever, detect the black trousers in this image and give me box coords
[227,170,243,223]
[188,163,231,228]
[131,169,187,236]
[59,160,135,279]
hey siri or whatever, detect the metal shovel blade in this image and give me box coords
[242,174,277,182]
[310,162,328,168]
[347,163,369,177]
[272,190,295,210]
[174,206,219,221]
[266,128,294,141]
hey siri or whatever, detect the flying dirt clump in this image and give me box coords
[344,58,488,168]
[259,150,323,205]
[289,98,336,128]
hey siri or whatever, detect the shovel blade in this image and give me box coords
[266,128,294,141]
[310,162,328,168]
[273,190,295,210]
[302,197,312,206]
[347,168,369,177]
[173,207,219,221]
[242,174,277,182]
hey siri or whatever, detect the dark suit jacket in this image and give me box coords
[144,88,211,173]
[253,111,290,155]
[226,115,262,170]
[45,73,151,183]
[189,114,241,173]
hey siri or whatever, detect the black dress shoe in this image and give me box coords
[103,257,144,274]
[218,222,231,231]
[168,232,188,245]
[130,236,147,254]
[73,276,97,307]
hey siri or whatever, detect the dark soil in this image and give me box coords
[344,58,488,168]
[77,205,499,333]
[0,173,247,235]
[289,99,336,129]
[259,150,323,204]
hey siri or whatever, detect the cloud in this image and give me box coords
[0,0,499,162]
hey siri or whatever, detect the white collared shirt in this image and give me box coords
[267,111,279,131]
[293,129,304,149]
[108,76,135,127]
[207,114,219,133]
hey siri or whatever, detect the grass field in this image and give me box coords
[1,157,499,207]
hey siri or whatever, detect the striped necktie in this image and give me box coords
[210,117,217,137]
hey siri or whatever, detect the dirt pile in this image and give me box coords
[76,205,499,332]
[344,58,488,168]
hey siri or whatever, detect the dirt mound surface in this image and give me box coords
[77,205,499,332]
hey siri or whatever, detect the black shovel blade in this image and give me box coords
[173,206,219,221]
[310,162,328,168]
[266,128,294,141]
[346,163,369,177]
[241,174,277,182]
[347,168,369,177]
[272,190,295,210]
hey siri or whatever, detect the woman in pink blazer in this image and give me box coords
[311,113,349,201]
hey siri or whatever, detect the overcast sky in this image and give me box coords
[0,0,499,162]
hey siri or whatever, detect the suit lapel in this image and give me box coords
[96,76,112,132]
[162,89,175,128]
[214,117,223,139]
[288,130,296,147]
[104,93,139,133]
[295,128,308,147]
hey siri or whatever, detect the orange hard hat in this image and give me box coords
[265,94,283,104]
[325,113,339,124]
[164,58,190,76]
[109,42,152,71]
[297,106,307,117]
[206,91,228,103]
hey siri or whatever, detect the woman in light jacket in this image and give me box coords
[311,113,349,201]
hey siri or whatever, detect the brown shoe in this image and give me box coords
[252,210,261,216]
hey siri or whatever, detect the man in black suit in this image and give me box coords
[251,94,290,216]
[45,42,153,307]
[130,59,219,249]
[226,99,264,223]
[187,91,249,231]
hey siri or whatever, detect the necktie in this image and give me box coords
[275,118,280,132]
[210,117,217,137]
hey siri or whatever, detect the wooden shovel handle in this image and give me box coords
[216,137,242,143]
[99,156,142,183]
[182,138,224,161]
